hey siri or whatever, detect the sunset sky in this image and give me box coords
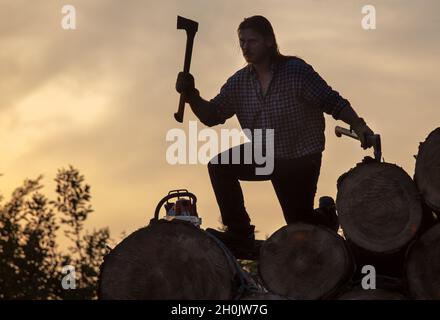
[1,0,439,243]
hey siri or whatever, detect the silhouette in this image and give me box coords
[175,15,375,255]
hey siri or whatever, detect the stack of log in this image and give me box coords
[336,128,440,299]
[98,128,440,300]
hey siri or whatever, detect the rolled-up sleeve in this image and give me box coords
[299,61,350,120]
[210,76,238,123]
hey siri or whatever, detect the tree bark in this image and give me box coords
[415,127,440,213]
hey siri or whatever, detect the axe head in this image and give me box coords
[177,16,198,34]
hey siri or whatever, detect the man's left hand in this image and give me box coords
[351,118,375,149]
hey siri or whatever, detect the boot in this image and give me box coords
[315,196,339,232]
[205,225,256,257]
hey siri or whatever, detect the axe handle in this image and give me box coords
[175,34,196,123]
[335,126,358,139]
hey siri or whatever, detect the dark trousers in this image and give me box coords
[208,143,322,233]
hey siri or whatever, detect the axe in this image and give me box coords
[335,126,382,162]
[174,16,199,123]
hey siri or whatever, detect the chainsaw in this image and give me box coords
[152,189,201,227]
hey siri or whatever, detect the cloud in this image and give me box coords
[1,0,439,240]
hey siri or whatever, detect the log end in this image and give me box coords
[259,223,353,300]
[406,223,440,300]
[337,162,422,253]
[99,220,237,299]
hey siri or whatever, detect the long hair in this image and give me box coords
[237,15,289,62]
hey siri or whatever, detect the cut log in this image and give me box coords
[338,275,406,300]
[98,220,237,299]
[347,240,408,279]
[406,223,440,300]
[337,161,422,254]
[338,289,405,300]
[259,223,353,300]
[415,128,440,213]
[240,292,287,300]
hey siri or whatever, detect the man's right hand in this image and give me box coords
[176,72,195,95]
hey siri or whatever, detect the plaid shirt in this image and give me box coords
[210,56,350,159]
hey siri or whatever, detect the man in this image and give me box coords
[175,15,375,252]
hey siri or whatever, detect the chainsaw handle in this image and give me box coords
[153,191,197,220]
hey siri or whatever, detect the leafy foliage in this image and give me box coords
[0,166,111,299]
